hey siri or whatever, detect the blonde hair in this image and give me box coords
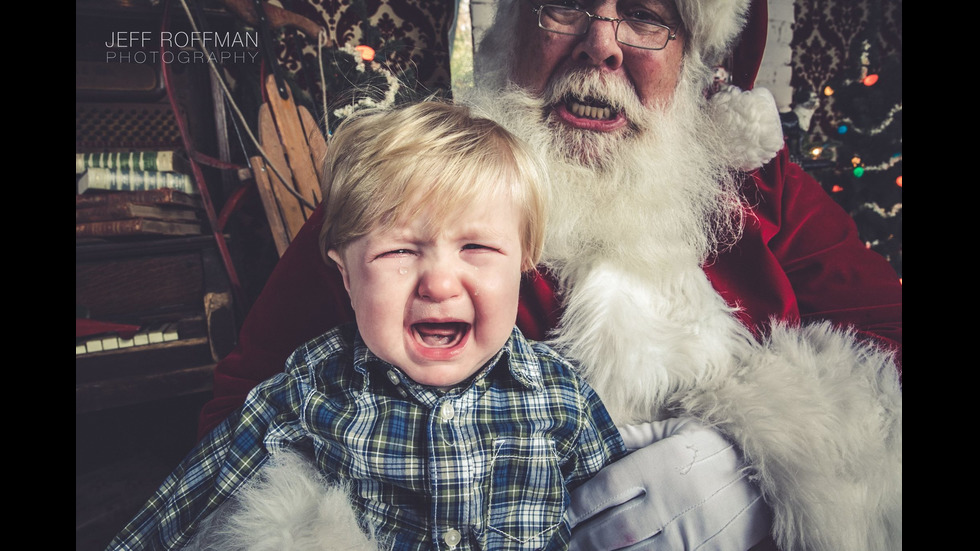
[319,100,548,271]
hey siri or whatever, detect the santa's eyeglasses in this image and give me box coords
[528,2,677,51]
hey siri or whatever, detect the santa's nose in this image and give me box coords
[572,7,624,71]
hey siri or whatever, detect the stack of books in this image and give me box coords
[76,150,204,237]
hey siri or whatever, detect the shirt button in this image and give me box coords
[443,528,462,548]
[386,370,400,385]
[440,402,455,421]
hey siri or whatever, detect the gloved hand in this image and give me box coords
[566,417,772,551]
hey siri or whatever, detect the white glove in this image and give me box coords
[566,417,772,551]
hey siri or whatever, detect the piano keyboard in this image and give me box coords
[76,322,181,355]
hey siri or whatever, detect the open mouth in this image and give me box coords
[553,95,628,132]
[412,322,469,348]
[565,95,617,120]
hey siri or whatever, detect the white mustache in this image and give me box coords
[542,68,649,127]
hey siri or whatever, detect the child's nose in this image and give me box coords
[417,261,463,302]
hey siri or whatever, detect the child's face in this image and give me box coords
[329,192,525,389]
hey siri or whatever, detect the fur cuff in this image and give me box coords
[708,86,784,171]
[183,451,387,551]
[677,321,902,551]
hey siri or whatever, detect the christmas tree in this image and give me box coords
[791,37,902,280]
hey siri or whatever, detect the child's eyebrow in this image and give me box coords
[452,220,509,239]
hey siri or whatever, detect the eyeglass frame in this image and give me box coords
[526,1,678,51]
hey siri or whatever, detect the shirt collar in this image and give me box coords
[350,326,543,396]
[499,326,544,391]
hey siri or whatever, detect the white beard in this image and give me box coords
[458,74,754,425]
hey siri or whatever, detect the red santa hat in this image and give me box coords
[677,0,755,76]
[727,0,769,90]
[693,0,783,171]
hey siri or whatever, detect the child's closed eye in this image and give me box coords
[376,249,416,259]
[462,243,499,252]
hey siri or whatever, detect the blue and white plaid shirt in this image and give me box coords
[109,323,626,551]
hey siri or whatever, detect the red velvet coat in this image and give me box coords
[197,147,902,437]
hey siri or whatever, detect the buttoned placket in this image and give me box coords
[429,390,476,550]
[377,348,509,549]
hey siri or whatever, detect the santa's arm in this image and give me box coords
[678,319,902,551]
[699,152,903,550]
[755,149,902,367]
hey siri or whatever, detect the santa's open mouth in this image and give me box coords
[554,95,628,132]
[565,95,616,121]
[412,322,470,348]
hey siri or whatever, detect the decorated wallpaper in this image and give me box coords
[270,0,455,109]
[789,0,902,142]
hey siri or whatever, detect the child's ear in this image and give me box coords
[327,249,352,295]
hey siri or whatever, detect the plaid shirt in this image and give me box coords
[109,324,626,551]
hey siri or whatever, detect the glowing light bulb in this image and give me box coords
[355,45,376,61]
[810,146,823,158]
[823,85,834,96]
[853,166,865,178]
[851,156,862,167]
[838,125,848,134]
[832,185,844,193]
[862,74,879,86]
[896,175,902,187]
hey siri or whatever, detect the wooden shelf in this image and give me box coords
[76,360,215,414]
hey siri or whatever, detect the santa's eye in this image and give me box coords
[624,8,659,22]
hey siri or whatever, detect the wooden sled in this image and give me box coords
[250,74,327,256]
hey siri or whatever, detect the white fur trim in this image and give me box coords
[709,86,785,171]
[182,451,388,551]
[548,258,756,426]
[676,321,902,551]
[675,0,752,64]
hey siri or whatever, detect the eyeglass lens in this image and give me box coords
[538,5,672,50]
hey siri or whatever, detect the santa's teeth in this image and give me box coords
[570,101,612,120]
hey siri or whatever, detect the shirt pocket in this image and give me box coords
[485,437,566,550]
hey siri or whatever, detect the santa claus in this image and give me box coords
[129,0,902,550]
